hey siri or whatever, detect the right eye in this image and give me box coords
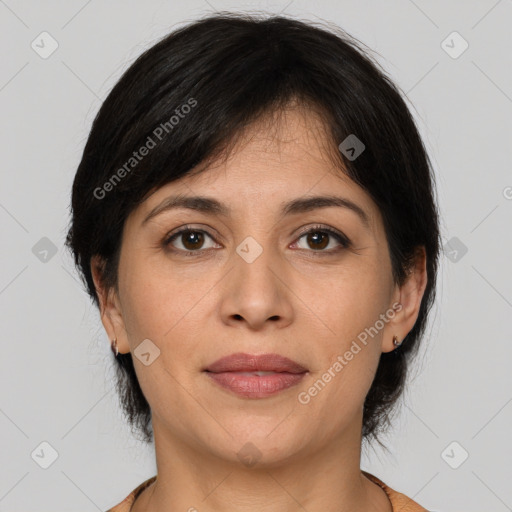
[163,226,219,256]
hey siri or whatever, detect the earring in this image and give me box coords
[111,338,119,357]
[393,335,402,348]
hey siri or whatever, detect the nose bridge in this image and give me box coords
[233,233,280,297]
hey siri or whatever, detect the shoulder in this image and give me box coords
[105,475,157,512]
[362,470,429,512]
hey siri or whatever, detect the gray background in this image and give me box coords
[1,0,511,510]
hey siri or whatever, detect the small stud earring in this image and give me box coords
[393,335,402,348]
[111,338,119,357]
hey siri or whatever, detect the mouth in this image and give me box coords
[203,353,308,398]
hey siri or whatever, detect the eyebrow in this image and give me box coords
[142,194,371,230]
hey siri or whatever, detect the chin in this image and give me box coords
[209,424,308,468]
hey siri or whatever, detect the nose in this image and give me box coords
[218,243,294,331]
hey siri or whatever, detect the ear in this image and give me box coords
[382,246,428,353]
[90,255,130,355]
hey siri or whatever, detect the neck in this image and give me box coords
[131,417,392,512]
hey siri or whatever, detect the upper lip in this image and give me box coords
[204,353,308,374]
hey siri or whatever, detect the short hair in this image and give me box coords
[65,11,442,447]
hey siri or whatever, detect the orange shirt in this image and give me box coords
[106,471,428,511]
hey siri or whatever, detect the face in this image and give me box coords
[94,106,425,467]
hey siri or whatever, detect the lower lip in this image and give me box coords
[205,371,306,398]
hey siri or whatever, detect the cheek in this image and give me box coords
[118,265,205,416]
[304,319,383,434]
[120,276,168,340]
[119,255,213,360]
[118,248,181,335]
[300,266,389,404]
[305,265,390,344]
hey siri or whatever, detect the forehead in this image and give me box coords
[132,105,380,232]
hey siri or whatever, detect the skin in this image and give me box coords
[92,103,427,512]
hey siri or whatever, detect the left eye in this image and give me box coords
[293,227,350,252]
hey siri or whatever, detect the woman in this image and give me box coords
[66,11,441,512]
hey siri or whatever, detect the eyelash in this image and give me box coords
[163,224,351,258]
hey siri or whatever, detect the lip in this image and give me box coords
[203,353,308,399]
[204,352,308,374]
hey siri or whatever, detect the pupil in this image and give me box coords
[183,231,203,250]
[309,232,328,250]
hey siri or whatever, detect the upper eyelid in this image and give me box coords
[165,224,222,243]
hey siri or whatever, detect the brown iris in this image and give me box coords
[306,231,329,250]
[181,231,205,250]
